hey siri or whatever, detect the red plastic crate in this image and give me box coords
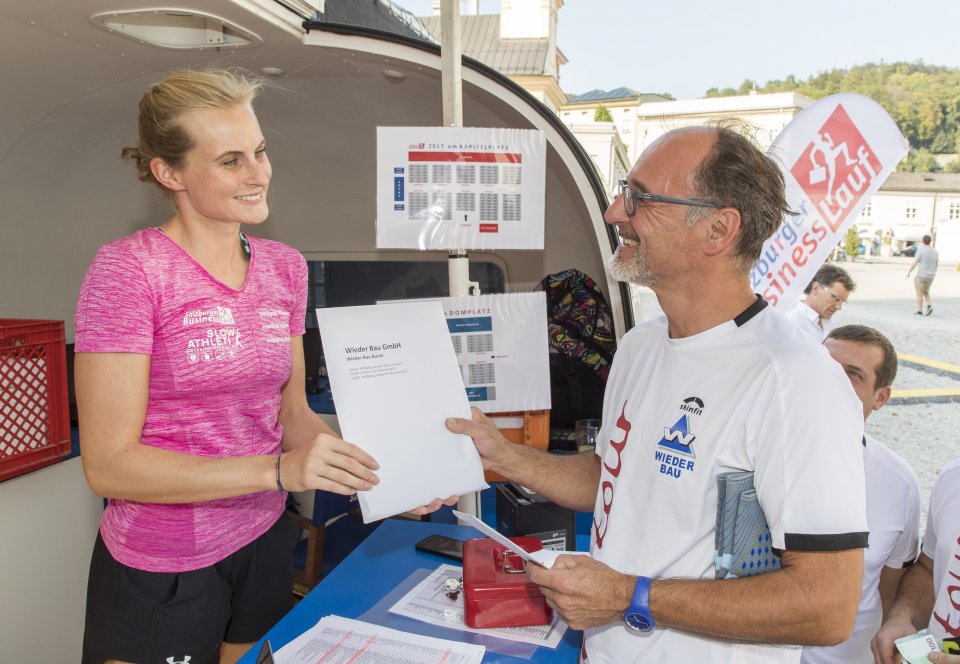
[0,319,72,482]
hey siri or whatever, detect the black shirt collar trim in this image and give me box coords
[734,294,768,328]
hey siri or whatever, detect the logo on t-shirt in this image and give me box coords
[593,401,632,550]
[654,396,702,479]
[182,306,234,326]
[182,306,243,363]
[789,104,882,233]
[258,307,291,344]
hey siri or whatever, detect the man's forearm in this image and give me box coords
[648,549,863,646]
[885,554,936,630]
[490,444,600,512]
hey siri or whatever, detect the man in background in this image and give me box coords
[872,457,960,662]
[785,263,856,342]
[906,234,939,316]
[801,325,920,664]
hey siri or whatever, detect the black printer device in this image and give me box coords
[495,482,576,551]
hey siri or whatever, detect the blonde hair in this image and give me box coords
[121,68,265,190]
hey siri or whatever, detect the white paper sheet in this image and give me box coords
[376,126,546,250]
[317,302,488,522]
[452,511,590,569]
[274,615,485,664]
[388,564,568,648]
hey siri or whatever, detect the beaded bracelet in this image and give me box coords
[276,455,286,492]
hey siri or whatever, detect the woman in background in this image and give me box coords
[74,68,422,664]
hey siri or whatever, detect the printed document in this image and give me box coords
[274,615,484,664]
[317,302,488,522]
[376,126,546,250]
[408,292,550,413]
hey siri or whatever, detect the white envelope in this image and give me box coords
[317,302,488,522]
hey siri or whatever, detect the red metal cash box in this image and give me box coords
[462,536,553,628]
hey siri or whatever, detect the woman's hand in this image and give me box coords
[278,432,379,494]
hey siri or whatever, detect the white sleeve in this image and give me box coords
[920,466,946,558]
[753,349,868,552]
[887,472,921,568]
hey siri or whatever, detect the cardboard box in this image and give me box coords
[486,410,549,482]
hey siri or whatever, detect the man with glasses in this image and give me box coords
[786,264,856,342]
[448,123,868,663]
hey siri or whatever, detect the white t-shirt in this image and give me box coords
[923,458,960,652]
[784,299,834,343]
[800,436,921,664]
[583,298,867,664]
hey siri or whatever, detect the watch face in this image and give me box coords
[625,612,653,632]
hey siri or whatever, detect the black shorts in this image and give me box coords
[82,512,299,664]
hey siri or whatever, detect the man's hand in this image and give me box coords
[871,616,916,664]
[872,553,937,664]
[525,555,634,630]
[407,496,459,516]
[447,407,602,512]
[929,653,960,663]
[446,407,510,471]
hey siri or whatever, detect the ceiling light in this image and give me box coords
[90,9,262,50]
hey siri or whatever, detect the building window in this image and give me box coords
[905,202,917,220]
[861,203,872,217]
[950,202,960,220]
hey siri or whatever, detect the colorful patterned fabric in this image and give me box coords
[535,269,617,382]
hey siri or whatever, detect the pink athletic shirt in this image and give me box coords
[75,228,307,572]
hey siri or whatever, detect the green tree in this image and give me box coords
[594,104,613,122]
[705,86,739,98]
[845,226,860,259]
[898,148,942,172]
[700,62,960,155]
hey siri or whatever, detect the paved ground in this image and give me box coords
[836,256,959,520]
[631,255,960,521]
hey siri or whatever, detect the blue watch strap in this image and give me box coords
[624,575,655,631]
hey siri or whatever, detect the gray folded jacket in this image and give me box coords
[715,471,781,579]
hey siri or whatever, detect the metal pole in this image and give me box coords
[440,0,463,131]
[440,0,470,300]
[440,0,481,519]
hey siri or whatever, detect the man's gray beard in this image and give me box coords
[607,246,659,287]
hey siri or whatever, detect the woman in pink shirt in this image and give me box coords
[74,68,441,664]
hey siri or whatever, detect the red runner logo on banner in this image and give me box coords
[752,94,908,308]
[789,105,883,233]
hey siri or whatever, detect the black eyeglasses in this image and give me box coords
[617,179,722,217]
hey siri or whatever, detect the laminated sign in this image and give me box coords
[376,126,546,250]
[752,94,908,309]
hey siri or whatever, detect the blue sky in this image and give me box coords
[394,0,960,100]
